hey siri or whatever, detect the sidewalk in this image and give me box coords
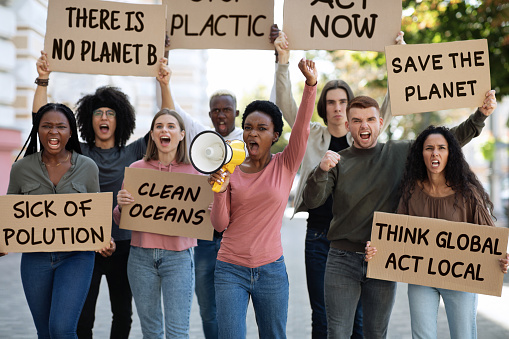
[1,213,508,338]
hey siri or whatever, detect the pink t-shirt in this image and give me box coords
[113,159,199,251]
[211,84,317,268]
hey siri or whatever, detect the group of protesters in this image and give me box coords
[2,22,509,339]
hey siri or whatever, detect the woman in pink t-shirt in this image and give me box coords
[209,56,318,339]
[114,109,198,338]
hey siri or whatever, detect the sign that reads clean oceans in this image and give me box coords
[164,0,274,50]
[44,0,166,77]
[367,212,508,297]
[386,39,491,115]
[119,168,214,241]
[283,0,402,52]
[0,192,112,253]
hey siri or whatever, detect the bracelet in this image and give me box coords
[35,78,49,87]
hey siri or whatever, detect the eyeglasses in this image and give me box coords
[92,109,116,118]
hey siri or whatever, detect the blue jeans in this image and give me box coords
[408,284,478,339]
[20,251,95,339]
[324,248,396,339]
[215,256,289,339]
[127,246,194,339]
[78,240,133,339]
[305,229,363,339]
[194,237,221,339]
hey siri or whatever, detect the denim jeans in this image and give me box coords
[324,248,396,339]
[78,240,132,339]
[194,237,221,339]
[215,256,289,339]
[305,228,363,339]
[127,246,194,339]
[408,284,477,339]
[20,251,95,339]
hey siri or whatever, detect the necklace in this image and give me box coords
[43,151,70,167]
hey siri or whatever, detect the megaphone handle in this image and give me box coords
[212,181,223,193]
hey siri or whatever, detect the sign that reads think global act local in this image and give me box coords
[367,212,508,297]
[44,0,166,77]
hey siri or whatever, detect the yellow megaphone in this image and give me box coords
[189,131,246,192]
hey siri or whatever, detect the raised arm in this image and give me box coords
[273,31,299,127]
[33,51,50,113]
[157,57,175,111]
[451,90,496,146]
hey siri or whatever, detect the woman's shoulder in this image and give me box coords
[75,153,99,171]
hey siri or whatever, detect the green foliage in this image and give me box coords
[480,137,496,161]
[327,0,509,139]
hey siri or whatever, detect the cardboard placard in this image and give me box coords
[386,39,491,115]
[367,212,508,297]
[44,0,166,77]
[164,0,274,50]
[119,168,214,240]
[283,0,402,52]
[0,193,112,253]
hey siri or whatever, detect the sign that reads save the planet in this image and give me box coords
[119,168,214,241]
[386,39,491,115]
[44,0,166,76]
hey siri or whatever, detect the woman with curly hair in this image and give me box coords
[7,103,106,338]
[32,51,171,338]
[366,125,509,339]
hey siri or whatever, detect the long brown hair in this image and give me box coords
[144,109,190,164]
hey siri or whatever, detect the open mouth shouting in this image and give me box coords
[99,123,110,134]
[359,130,371,142]
[247,140,259,154]
[48,137,61,149]
[160,136,171,147]
[431,159,440,168]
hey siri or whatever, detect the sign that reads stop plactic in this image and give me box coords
[367,212,508,297]
[119,168,214,241]
[0,192,112,253]
[164,0,274,50]
[44,0,166,77]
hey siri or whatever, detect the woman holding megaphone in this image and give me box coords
[208,49,318,338]
[114,109,198,338]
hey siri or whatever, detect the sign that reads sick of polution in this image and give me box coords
[44,0,166,77]
[367,212,508,297]
[164,0,274,50]
[119,168,214,241]
[0,192,112,253]
[386,39,491,116]
[283,0,402,52]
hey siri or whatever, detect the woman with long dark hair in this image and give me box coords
[7,103,104,338]
[366,125,509,339]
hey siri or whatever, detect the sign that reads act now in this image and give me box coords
[386,39,491,115]
[283,0,402,52]
[44,0,166,77]
[0,193,112,253]
[120,168,214,241]
[164,0,274,50]
[367,212,508,297]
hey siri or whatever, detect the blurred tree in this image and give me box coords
[325,0,509,139]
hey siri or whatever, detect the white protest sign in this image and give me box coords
[367,212,508,297]
[120,168,214,241]
[283,0,402,52]
[386,39,491,115]
[44,0,166,76]
[0,193,112,252]
[164,0,274,50]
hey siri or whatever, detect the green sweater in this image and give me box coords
[302,111,487,252]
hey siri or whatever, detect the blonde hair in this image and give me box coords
[144,109,190,164]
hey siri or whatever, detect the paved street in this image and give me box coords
[1,212,508,338]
